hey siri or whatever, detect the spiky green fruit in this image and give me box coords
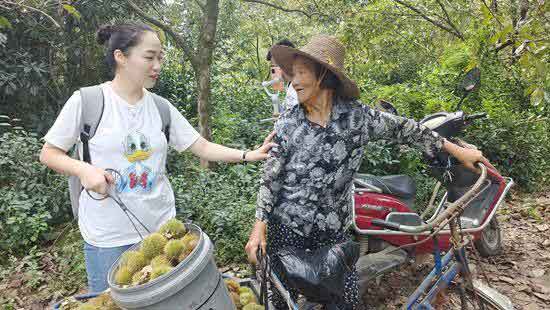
[120,250,147,274]
[151,255,171,268]
[181,233,199,256]
[225,279,240,293]
[159,218,187,239]
[87,293,120,310]
[150,265,172,280]
[141,233,168,260]
[230,292,241,308]
[131,270,149,286]
[181,232,198,246]
[240,292,256,306]
[243,303,264,310]
[164,239,185,260]
[238,286,254,295]
[115,266,133,286]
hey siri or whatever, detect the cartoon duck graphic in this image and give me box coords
[117,131,156,193]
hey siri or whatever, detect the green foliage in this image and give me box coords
[171,163,260,264]
[0,225,86,307]
[0,126,70,258]
[467,107,550,190]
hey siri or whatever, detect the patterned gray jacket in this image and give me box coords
[256,96,444,237]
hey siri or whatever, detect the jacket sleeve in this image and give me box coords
[361,105,444,158]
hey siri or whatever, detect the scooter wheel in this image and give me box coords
[474,216,502,257]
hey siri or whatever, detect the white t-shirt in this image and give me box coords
[44,82,200,247]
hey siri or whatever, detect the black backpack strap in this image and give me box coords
[150,93,172,144]
[79,86,104,164]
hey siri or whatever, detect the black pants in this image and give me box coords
[266,221,360,310]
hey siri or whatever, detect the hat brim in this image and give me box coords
[270,45,360,99]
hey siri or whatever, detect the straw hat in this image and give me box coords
[270,35,360,99]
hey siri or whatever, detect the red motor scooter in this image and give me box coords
[351,68,514,289]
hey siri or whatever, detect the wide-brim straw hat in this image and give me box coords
[270,35,360,99]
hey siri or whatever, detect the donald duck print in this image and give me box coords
[117,131,156,193]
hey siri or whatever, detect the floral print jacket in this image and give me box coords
[256,96,444,237]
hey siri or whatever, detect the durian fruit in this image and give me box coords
[242,303,264,310]
[239,291,256,306]
[120,250,147,273]
[181,233,199,256]
[164,239,185,261]
[141,233,168,260]
[230,292,242,309]
[150,264,173,280]
[151,255,171,268]
[159,218,187,239]
[225,278,240,293]
[86,292,121,310]
[181,232,198,247]
[115,266,133,286]
[239,286,254,296]
[243,304,264,310]
[177,249,189,263]
[131,270,149,286]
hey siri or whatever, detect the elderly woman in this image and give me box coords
[245,35,491,309]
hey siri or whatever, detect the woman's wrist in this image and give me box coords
[241,150,249,163]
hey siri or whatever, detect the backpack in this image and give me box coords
[68,85,172,218]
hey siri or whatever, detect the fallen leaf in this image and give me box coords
[499,276,516,284]
[536,224,549,232]
[533,292,550,301]
[523,303,539,310]
[529,269,546,278]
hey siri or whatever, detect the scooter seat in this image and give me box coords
[356,174,416,199]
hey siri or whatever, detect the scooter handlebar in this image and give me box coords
[371,219,401,231]
[371,163,488,234]
[464,112,487,122]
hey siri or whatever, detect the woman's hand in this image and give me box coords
[245,220,267,265]
[245,131,277,162]
[78,164,114,195]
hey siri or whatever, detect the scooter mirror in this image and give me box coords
[460,67,481,94]
[376,99,399,115]
[456,68,481,111]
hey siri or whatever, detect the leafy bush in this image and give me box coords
[0,127,70,259]
[171,162,260,264]
[466,107,550,191]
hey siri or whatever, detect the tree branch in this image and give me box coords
[125,0,198,69]
[435,0,463,39]
[391,0,464,40]
[193,0,206,13]
[242,0,313,18]
[2,0,61,28]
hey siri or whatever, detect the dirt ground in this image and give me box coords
[1,191,548,309]
[361,190,550,309]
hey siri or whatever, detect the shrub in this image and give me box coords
[0,127,70,259]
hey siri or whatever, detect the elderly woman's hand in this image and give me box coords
[245,220,267,265]
[443,139,496,173]
[245,131,277,162]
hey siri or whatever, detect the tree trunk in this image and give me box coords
[196,0,219,168]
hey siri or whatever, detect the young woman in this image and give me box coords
[40,22,274,293]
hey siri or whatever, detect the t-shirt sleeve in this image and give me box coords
[168,104,201,152]
[43,91,82,152]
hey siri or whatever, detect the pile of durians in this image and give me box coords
[114,218,199,287]
[224,279,265,310]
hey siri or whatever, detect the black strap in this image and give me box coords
[81,125,92,163]
[258,246,270,309]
